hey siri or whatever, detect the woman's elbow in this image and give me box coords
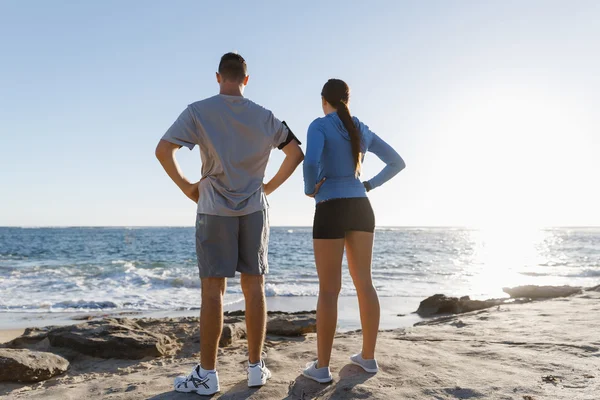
[398,157,406,172]
[392,156,406,173]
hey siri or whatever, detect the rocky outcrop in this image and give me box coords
[47,319,177,359]
[416,285,587,317]
[416,294,460,316]
[140,311,317,347]
[224,310,317,337]
[267,312,317,336]
[3,326,55,348]
[220,320,247,347]
[196,311,317,344]
[223,310,246,317]
[0,349,68,382]
[416,294,504,317]
[503,285,582,299]
[6,310,318,362]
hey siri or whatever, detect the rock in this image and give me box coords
[267,310,315,316]
[267,312,316,336]
[416,286,585,319]
[47,319,177,359]
[503,285,582,299]
[0,348,68,382]
[4,326,54,348]
[417,294,461,316]
[460,299,501,313]
[416,294,503,317]
[7,310,319,360]
[541,375,560,385]
[585,285,600,292]
[450,320,467,328]
[224,310,316,318]
[222,310,317,337]
[223,310,245,317]
[219,323,246,347]
[187,322,247,348]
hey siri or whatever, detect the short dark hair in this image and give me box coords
[218,52,247,83]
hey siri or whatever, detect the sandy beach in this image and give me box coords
[0,329,24,345]
[1,287,599,399]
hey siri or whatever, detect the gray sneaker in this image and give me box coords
[302,361,333,383]
[350,353,379,373]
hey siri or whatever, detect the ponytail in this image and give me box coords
[321,79,362,176]
[336,101,361,176]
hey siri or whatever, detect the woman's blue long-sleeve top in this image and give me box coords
[303,112,405,203]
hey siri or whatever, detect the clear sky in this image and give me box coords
[1,1,599,227]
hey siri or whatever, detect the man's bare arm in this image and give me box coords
[155,139,199,203]
[264,140,304,195]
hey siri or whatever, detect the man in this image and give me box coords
[155,52,304,395]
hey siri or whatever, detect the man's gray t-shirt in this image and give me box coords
[162,94,289,217]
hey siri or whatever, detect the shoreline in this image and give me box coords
[0,295,423,343]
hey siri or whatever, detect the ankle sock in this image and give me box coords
[199,366,216,378]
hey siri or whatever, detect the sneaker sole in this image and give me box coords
[196,389,220,396]
[174,381,220,395]
[302,371,333,384]
[174,387,221,395]
[350,359,378,373]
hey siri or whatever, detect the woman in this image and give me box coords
[302,79,405,383]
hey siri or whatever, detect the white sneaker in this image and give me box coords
[247,359,271,387]
[174,365,220,396]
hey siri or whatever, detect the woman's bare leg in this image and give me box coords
[313,238,345,368]
[345,231,379,359]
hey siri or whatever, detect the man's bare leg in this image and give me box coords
[241,274,266,364]
[200,277,226,370]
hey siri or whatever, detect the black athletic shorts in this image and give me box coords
[313,197,375,239]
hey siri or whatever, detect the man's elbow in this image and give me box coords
[295,150,305,165]
[155,140,175,161]
[155,143,164,160]
[284,143,304,165]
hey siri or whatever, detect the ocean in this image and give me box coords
[0,227,599,315]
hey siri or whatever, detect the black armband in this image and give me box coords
[363,181,373,192]
[277,121,302,150]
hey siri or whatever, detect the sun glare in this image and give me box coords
[429,83,589,296]
[430,81,592,228]
[464,226,548,298]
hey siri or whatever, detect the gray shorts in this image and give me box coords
[195,209,269,278]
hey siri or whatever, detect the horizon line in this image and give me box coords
[1,225,599,229]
